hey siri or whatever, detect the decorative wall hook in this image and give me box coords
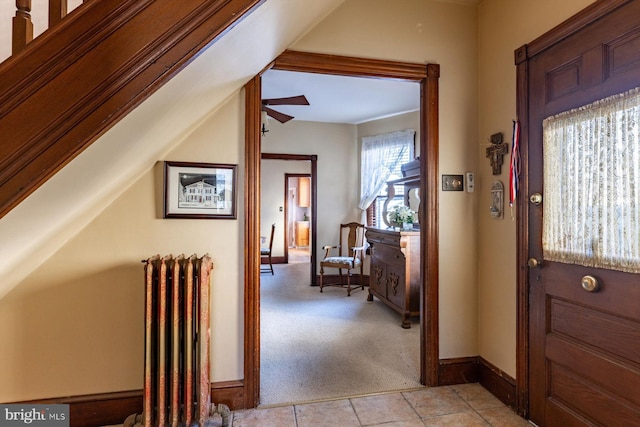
[485,132,508,175]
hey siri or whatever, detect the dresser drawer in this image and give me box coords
[371,243,405,267]
[366,229,401,247]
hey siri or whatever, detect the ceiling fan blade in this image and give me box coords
[262,95,309,106]
[263,106,294,123]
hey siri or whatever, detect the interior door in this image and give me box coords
[526,2,640,425]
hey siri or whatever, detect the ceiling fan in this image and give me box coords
[261,95,310,124]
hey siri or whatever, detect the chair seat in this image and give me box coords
[321,256,361,268]
[320,222,365,296]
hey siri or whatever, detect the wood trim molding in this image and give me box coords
[272,50,427,81]
[262,255,286,265]
[0,0,265,220]
[478,358,517,409]
[21,381,244,427]
[244,51,440,408]
[261,153,315,161]
[437,356,516,410]
[244,75,262,409]
[438,357,479,386]
[524,0,632,59]
[437,356,516,409]
[514,49,530,419]
[422,63,440,386]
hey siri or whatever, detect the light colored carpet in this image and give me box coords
[259,262,423,406]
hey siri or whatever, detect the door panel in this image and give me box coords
[526,1,640,425]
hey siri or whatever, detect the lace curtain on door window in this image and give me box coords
[543,87,640,273]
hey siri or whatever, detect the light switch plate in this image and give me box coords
[442,174,464,191]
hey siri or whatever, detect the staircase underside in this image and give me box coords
[0,0,264,220]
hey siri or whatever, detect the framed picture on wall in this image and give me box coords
[164,161,237,219]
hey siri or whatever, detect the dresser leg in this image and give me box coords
[401,314,411,329]
[367,292,374,301]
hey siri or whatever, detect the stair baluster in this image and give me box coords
[12,0,33,55]
[49,0,67,27]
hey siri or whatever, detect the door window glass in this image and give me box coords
[543,87,640,273]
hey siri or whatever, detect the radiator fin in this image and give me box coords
[124,254,229,427]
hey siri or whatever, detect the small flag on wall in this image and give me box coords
[509,120,521,214]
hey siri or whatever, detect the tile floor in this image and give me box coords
[231,383,531,427]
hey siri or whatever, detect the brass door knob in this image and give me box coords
[528,258,542,268]
[581,275,599,292]
[530,193,542,205]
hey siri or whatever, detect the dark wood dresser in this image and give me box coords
[366,227,420,328]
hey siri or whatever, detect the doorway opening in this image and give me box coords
[285,173,311,264]
[244,51,440,408]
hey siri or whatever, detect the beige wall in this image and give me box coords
[296,0,480,358]
[261,160,312,259]
[357,111,420,156]
[476,0,596,376]
[0,94,246,401]
[262,120,360,267]
[261,113,421,273]
[0,0,604,403]
[0,0,481,402]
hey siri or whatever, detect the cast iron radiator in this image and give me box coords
[124,254,230,427]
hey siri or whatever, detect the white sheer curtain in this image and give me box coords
[358,129,415,225]
[543,87,640,273]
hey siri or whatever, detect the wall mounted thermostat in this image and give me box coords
[466,172,475,193]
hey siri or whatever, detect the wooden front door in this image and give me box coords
[520,1,640,425]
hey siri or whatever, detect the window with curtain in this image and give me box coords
[359,129,415,227]
[543,87,640,273]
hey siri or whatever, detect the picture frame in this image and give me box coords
[164,161,237,219]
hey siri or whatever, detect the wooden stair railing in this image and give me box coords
[0,0,265,220]
[12,1,33,55]
[12,0,88,55]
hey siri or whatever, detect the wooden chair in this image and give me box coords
[261,223,275,275]
[319,222,366,296]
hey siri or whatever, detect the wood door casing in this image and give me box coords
[245,52,441,408]
[517,0,640,425]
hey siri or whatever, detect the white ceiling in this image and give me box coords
[261,69,421,124]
